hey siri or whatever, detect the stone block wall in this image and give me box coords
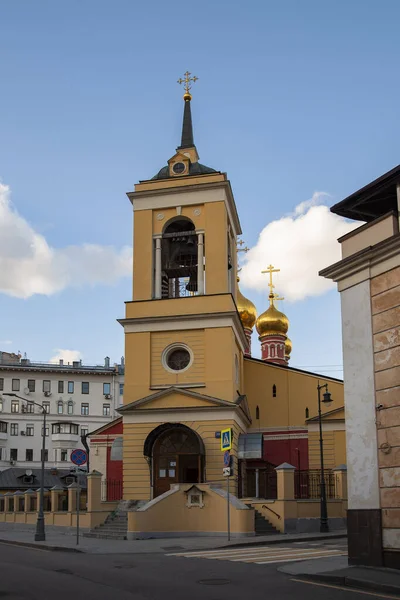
[372,265,400,566]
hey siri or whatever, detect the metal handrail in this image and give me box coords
[262,504,281,520]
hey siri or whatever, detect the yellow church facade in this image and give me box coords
[118,74,346,508]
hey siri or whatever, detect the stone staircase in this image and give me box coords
[84,512,128,540]
[83,499,146,540]
[253,508,280,535]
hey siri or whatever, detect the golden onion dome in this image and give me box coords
[285,336,292,358]
[236,279,257,330]
[256,295,289,338]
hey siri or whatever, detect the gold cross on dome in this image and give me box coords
[261,264,280,296]
[177,71,198,95]
[274,293,284,302]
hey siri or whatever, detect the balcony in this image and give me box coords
[0,422,8,444]
[51,422,80,447]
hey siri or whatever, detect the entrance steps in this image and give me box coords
[253,508,280,535]
[83,500,146,540]
[84,514,128,540]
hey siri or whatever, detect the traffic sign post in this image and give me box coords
[70,450,87,545]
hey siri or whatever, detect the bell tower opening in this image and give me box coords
[154,218,205,299]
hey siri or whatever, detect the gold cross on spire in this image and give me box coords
[274,293,284,302]
[177,71,198,99]
[261,264,280,297]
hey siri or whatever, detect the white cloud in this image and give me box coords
[240,192,358,302]
[50,349,83,364]
[0,182,133,299]
[0,340,13,345]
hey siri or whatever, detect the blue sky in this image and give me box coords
[1,0,399,377]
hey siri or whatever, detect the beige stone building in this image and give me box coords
[321,165,400,569]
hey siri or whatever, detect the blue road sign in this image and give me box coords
[221,428,232,451]
[70,448,87,466]
[223,450,230,467]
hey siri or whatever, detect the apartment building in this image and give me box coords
[0,351,124,470]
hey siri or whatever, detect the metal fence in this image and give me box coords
[294,470,336,500]
[102,479,123,502]
[244,468,277,499]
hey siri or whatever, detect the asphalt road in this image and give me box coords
[0,540,387,600]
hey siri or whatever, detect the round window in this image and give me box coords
[166,348,191,371]
[172,162,186,174]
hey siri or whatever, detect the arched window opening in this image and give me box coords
[255,405,260,420]
[67,400,74,415]
[272,384,277,398]
[160,219,200,299]
[57,400,63,415]
[305,407,309,419]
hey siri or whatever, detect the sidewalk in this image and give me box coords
[280,556,400,597]
[0,523,347,555]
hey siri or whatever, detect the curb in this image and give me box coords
[217,533,347,550]
[0,538,84,553]
[295,573,400,597]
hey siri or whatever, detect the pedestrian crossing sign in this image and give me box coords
[220,428,232,451]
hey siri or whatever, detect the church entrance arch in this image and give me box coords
[144,424,205,498]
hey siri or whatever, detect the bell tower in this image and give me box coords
[120,74,247,405]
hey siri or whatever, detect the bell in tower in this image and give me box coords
[161,219,200,298]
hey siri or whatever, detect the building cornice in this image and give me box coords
[319,232,400,282]
[127,179,242,237]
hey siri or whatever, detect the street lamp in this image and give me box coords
[317,382,333,533]
[3,393,47,541]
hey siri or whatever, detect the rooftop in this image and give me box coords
[0,352,125,375]
[331,164,400,222]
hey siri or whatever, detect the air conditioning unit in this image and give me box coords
[20,431,26,436]
[44,391,52,397]
[104,394,111,399]
[9,459,15,465]
[23,387,30,395]
[21,406,27,413]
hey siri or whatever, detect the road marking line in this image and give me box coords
[229,550,344,562]
[291,578,399,599]
[242,551,347,564]
[166,546,293,557]
[231,550,341,562]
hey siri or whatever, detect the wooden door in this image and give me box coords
[154,456,178,497]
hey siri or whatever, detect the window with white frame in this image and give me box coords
[103,404,110,416]
[57,400,63,414]
[26,425,34,437]
[43,380,51,393]
[10,423,18,436]
[11,401,19,413]
[67,400,73,415]
[27,379,35,392]
[68,381,74,394]
[42,402,50,414]
[60,449,68,462]
[103,382,111,395]
[12,379,20,391]
[26,402,34,413]
[81,403,89,416]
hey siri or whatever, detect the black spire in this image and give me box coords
[178,97,194,149]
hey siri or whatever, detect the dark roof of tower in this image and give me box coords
[151,162,217,180]
[150,96,217,181]
[178,97,194,149]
